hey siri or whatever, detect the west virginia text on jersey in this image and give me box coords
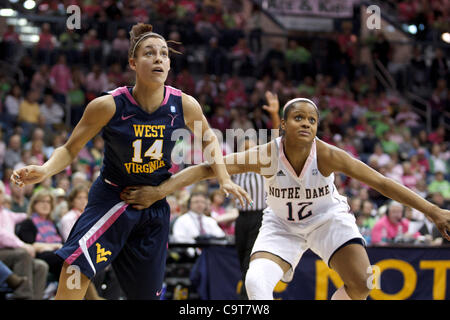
[132,124,165,138]
[100,86,185,187]
[124,160,166,174]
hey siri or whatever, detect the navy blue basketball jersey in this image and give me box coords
[100,85,185,187]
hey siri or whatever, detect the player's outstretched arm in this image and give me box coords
[120,143,272,210]
[11,95,115,187]
[182,93,252,205]
[317,140,450,241]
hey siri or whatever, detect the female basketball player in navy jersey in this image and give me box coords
[121,97,450,300]
[11,23,250,300]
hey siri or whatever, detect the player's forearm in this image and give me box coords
[125,161,224,208]
[269,111,280,132]
[42,146,74,177]
[210,161,231,184]
[202,135,231,184]
[377,177,438,219]
[158,163,214,197]
[270,113,280,138]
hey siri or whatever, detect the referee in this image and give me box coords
[232,91,280,299]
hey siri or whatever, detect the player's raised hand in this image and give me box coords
[10,165,48,187]
[220,179,253,209]
[262,91,280,115]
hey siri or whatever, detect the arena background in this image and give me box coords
[0,0,449,301]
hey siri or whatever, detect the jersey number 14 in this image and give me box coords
[132,139,163,162]
[286,201,313,221]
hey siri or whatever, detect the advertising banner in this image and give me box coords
[262,0,354,18]
[191,246,450,300]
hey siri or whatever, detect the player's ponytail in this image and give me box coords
[128,23,182,59]
[129,22,154,41]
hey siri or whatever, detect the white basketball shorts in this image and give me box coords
[251,207,365,282]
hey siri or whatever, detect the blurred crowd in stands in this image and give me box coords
[395,0,449,39]
[0,0,449,299]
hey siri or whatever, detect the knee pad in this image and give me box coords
[245,258,284,300]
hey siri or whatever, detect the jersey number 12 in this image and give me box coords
[286,202,313,221]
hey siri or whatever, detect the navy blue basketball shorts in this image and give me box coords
[56,177,170,300]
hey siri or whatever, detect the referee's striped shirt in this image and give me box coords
[232,172,266,211]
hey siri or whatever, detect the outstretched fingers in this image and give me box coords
[120,187,137,203]
[10,169,27,187]
[120,186,156,210]
[438,223,450,241]
[223,184,253,208]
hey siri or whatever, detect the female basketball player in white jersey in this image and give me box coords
[120,97,450,300]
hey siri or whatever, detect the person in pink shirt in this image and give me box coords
[401,161,418,190]
[59,184,89,242]
[0,181,48,299]
[224,77,247,109]
[82,29,102,68]
[35,23,55,65]
[85,64,110,98]
[49,54,72,104]
[36,23,55,51]
[428,125,446,145]
[209,189,236,236]
[111,28,130,66]
[371,201,419,244]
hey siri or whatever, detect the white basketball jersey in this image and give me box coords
[264,137,351,231]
